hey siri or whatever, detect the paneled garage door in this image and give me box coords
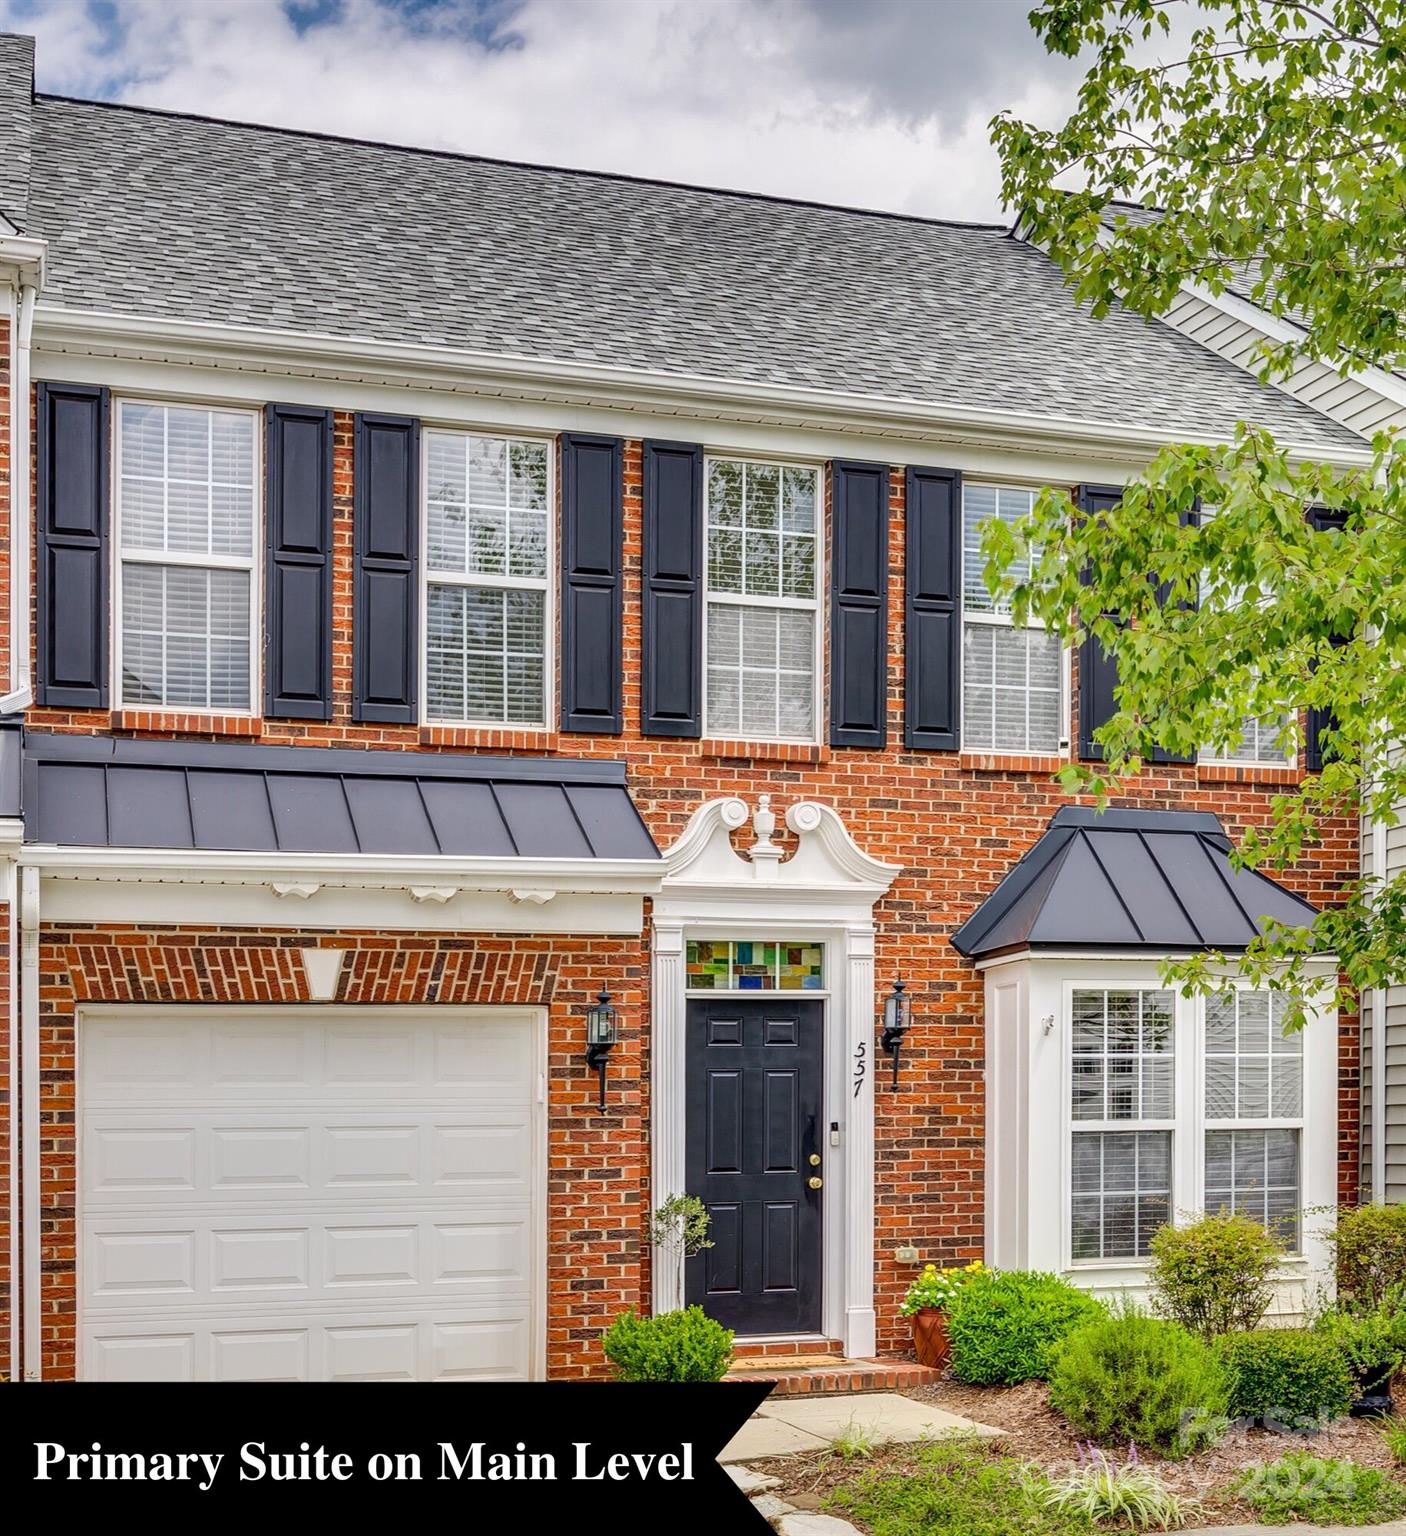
[79,1008,543,1381]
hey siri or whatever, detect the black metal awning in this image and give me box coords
[19,733,660,862]
[950,806,1318,959]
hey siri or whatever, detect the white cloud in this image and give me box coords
[3,0,1085,220]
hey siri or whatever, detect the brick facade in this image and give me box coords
[10,403,1362,1379]
[0,896,9,1380]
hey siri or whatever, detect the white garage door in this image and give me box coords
[79,1008,543,1382]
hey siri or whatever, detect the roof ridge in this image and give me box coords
[33,90,1013,235]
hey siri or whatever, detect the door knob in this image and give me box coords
[808,1153,822,1167]
[808,1175,823,1190]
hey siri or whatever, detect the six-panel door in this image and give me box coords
[684,999,824,1335]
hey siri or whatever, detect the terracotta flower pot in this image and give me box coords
[910,1307,951,1370]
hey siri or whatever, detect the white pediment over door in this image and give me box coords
[659,795,900,909]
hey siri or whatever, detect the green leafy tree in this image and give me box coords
[987,0,1406,1021]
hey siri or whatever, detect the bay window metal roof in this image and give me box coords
[950,806,1318,959]
[19,733,660,862]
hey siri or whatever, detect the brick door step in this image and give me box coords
[731,1337,846,1359]
[726,1357,943,1395]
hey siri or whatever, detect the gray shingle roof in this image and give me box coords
[21,733,661,860]
[0,33,32,230]
[950,806,1318,958]
[9,72,1363,452]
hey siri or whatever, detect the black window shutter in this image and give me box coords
[829,460,890,749]
[904,465,962,750]
[560,432,624,734]
[641,440,703,737]
[37,382,109,708]
[1076,487,1198,764]
[1306,505,1349,772]
[265,404,334,720]
[352,412,419,724]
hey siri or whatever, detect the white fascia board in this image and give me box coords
[974,947,1340,971]
[21,842,664,894]
[32,303,1375,468]
[1181,280,1406,413]
[0,819,22,855]
[0,233,46,282]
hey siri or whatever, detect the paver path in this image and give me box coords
[719,1389,1001,1463]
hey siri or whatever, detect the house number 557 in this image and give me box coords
[852,1040,867,1098]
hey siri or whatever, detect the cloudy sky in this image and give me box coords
[0,0,1091,221]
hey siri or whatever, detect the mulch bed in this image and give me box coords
[747,1376,1406,1527]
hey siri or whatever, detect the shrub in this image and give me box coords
[1314,1305,1405,1389]
[1324,1203,1406,1309]
[601,1306,733,1382]
[1381,1419,1406,1467]
[1217,1328,1354,1428]
[1040,1446,1198,1529]
[1048,1311,1230,1458]
[1148,1212,1282,1339]
[945,1270,1105,1385]
[1236,1451,1406,1525]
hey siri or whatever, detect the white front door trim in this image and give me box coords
[650,797,900,1357]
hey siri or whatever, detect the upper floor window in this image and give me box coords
[704,457,819,741]
[423,429,551,726]
[115,401,259,711]
[962,483,1063,753]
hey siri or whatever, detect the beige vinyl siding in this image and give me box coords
[1363,773,1406,1204]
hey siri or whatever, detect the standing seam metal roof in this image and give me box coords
[950,806,1318,958]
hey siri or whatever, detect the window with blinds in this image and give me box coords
[116,401,258,711]
[1069,988,1175,1261]
[1197,551,1296,766]
[704,457,819,741]
[423,430,551,726]
[962,483,1062,752]
[1204,990,1303,1248]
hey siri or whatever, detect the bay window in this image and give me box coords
[962,483,1063,752]
[704,457,819,742]
[423,429,551,726]
[115,401,259,711]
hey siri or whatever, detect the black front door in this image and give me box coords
[684,998,824,1335]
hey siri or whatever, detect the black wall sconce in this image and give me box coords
[879,977,912,1092]
[584,989,618,1113]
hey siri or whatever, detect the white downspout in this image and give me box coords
[1,277,37,714]
[1370,805,1388,1202]
[19,862,39,1378]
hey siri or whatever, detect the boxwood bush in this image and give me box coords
[602,1306,734,1382]
[1048,1311,1231,1458]
[945,1270,1106,1385]
[1217,1328,1354,1428]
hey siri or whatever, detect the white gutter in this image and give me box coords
[18,860,37,1378]
[22,844,666,894]
[32,303,1376,469]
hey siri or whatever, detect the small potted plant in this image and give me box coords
[1316,1304,1405,1418]
[899,1259,986,1369]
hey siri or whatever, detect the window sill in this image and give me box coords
[419,725,562,752]
[959,750,1068,774]
[1197,761,1303,786]
[701,738,830,765]
[111,710,262,737]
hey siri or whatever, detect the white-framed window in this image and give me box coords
[1069,988,1176,1261]
[962,483,1064,753]
[1197,553,1296,766]
[114,400,260,712]
[422,428,552,726]
[1204,989,1303,1247]
[704,456,820,742]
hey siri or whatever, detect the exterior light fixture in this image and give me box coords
[879,976,912,1092]
[584,989,618,1113]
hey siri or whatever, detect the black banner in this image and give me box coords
[4,1382,772,1525]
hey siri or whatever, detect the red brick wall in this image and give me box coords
[17,408,1361,1375]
